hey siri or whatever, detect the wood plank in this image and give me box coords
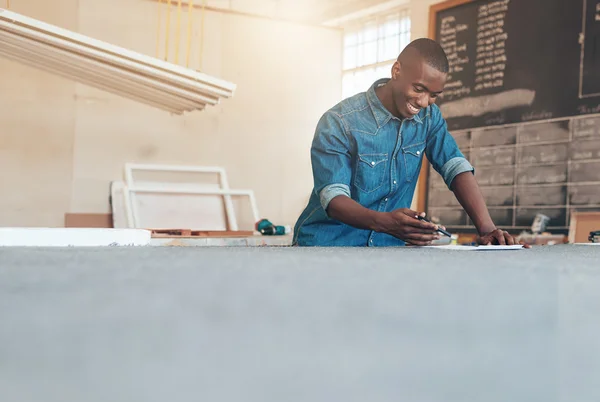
[0,8,236,93]
[0,8,235,114]
[0,30,206,109]
[0,21,222,102]
[0,42,189,114]
[150,229,255,238]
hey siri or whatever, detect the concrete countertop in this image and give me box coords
[1,245,598,402]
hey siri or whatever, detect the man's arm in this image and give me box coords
[327,196,441,246]
[327,195,381,231]
[450,172,518,245]
[424,105,528,247]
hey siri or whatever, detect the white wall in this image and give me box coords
[0,0,342,228]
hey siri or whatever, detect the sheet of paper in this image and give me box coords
[424,244,524,251]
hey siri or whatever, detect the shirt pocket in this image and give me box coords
[354,153,388,193]
[401,141,426,182]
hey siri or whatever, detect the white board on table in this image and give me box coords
[110,181,228,230]
[424,245,525,251]
[0,228,150,247]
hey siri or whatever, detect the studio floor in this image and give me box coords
[1,245,599,402]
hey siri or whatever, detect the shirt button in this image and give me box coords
[371,161,375,166]
[384,198,388,201]
[393,180,397,184]
[416,151,421,155]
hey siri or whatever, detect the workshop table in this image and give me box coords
[1,245,598,402]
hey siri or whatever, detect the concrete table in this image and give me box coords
[0,245,598,402]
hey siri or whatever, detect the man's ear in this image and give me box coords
[392,61,401,80]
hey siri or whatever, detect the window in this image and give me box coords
[342,10,411,99]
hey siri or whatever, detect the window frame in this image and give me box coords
[341,9,411,99]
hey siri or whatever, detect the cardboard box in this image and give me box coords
[568,212,600,243]
[65,213,113,228]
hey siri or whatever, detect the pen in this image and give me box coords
[417,215,452,237]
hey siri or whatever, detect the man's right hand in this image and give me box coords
[327,196,442,246]
[376,209,442,246]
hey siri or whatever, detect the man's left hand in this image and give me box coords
[477,229,532,248]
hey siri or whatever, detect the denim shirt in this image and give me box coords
[293,78,474,247]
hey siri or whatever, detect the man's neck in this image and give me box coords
[375,82,402,120]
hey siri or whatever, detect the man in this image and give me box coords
[293,38,526,247]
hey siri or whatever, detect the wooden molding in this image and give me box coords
[417,0,476,213]
[0,9,235,114]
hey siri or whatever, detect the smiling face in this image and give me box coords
[389,51,447,119]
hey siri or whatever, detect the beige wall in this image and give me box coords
[0,0,342,228]
[409,0,445,39]
[0,1,78,227]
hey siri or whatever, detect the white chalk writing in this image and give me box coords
[575,117,599,128]
[578,104,600,115]
[478,0,510,18]
[439,11,470,99]
[474,0,510,93]
[521,110,553,122]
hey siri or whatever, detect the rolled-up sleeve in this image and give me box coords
[310,111,352,211]
[425,105,474,189]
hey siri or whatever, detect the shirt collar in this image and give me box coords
[366,78,425,127]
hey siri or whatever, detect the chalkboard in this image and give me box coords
[424,0,600,234]
[434,0,600,131]
[427,116,600,233]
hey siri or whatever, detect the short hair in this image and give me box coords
[400,38,449,73]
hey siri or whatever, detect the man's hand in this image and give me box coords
[450,172,533,248]
[327,196,443,246]
[377,209,442,246]
[477,228,532,248]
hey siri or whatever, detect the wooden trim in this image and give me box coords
[0,8,236,114]
[430,0,475,18]
[0,9,235,92]
[416,0,476,213]
[150,229,255,238]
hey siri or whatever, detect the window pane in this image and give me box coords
[379,35,400,61]
[383,19,400,36]
[344,45,357,70]
[341,10,410,100]
[343,66,395,99]
[361,40,377,66]
[400,32,411,49]
[342,72,356,98]
[360,70,373,91]
[360,68,379,91]
[363,24,377,42]
[355,70,370,93]
[344,32,357,47]
[342,69,378,98]
[400,17,411,34]
[375,63,393,78]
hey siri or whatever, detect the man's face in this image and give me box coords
[390,56,447,118]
